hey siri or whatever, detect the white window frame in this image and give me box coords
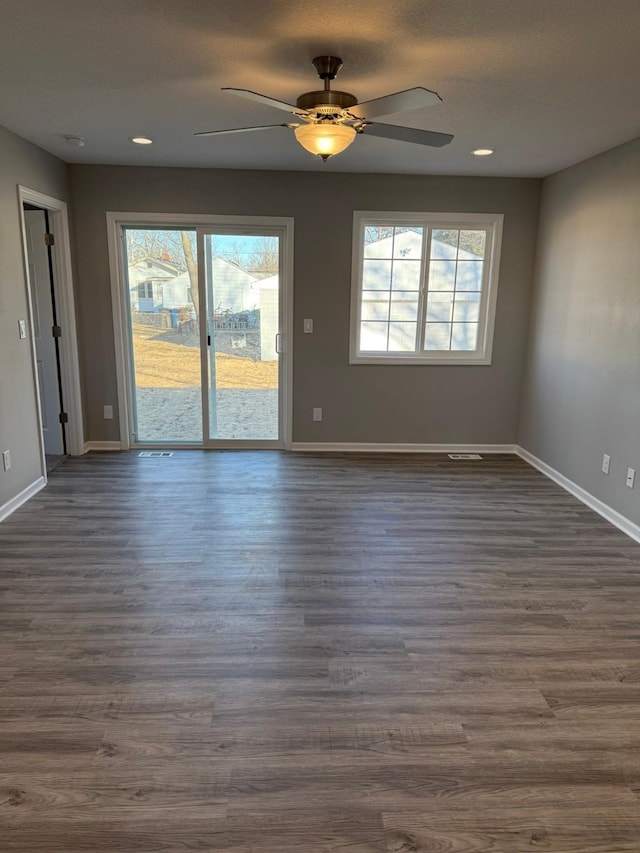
[349,211,503,365]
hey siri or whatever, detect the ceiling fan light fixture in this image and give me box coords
[294,123,356,161]
[471,148,494,156]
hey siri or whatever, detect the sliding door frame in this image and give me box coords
[107,212,294,450]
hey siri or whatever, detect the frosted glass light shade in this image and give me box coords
[294,124,356,159]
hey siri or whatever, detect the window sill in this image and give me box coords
[349,353,493,366]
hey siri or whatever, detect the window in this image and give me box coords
[137,280,154,299]
[350,212,503,365]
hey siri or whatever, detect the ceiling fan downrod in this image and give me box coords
[295,55,358,115]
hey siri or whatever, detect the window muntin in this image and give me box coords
[351,213,502,365]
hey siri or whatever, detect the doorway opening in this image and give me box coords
[23,204,68,471]
[18,186,84,469]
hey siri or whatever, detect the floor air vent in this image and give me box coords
[448,453,483,460]
[138,451,174,458]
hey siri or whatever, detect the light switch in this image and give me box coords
[303,318,313,334]
[18,320,26,339]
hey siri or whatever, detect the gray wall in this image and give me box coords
[519,137,640,522]
[70,165,540,445]
[0,125,69,509]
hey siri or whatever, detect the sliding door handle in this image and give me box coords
[275,333,283,354]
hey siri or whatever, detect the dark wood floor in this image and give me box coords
[1,451,640,852]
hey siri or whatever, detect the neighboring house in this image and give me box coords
[361,228,484,352]
[127,255,262,315]
[253,274,279,361]
[127,258,186,313]
[209,256,258,314]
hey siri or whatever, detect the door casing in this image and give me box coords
[18,186,84,469]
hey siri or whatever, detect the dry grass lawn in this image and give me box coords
[132,325,277,389]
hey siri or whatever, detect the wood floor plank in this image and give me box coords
[1,450,640,851]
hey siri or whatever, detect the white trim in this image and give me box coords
[106,212,294,450]
[291,442,517,453]
[349,211,503,366]
[84,441,122,452]
[18,186,84,456]
[281,222,294,450]
[0,477,46,523]
[132,441,281,451]
[106,214,133,450]
[516,446,640,545]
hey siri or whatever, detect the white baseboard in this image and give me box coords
[516,446,640,545]
[84,441,121,453]
[291,442,517,454]
[0,476,46,523]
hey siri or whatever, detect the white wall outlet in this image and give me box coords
[602,453,611,474]
[303,318,313,333]
[18,320,26,339]
[103,405,113,420]
[626,467,635,489]
[313,407,322,422]
[2,450,11,471]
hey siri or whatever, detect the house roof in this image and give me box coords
[4,0,637,177]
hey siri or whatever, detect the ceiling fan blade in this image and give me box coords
[194,124,293,137]
[222,88,303,115]
[349,87,442,121]
[361,122,453,148]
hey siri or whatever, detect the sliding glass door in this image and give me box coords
[120,220,287,447]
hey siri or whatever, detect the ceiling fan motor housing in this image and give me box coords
[296,89,358,115]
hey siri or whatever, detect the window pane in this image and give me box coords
[388,322,417,352]
[424,322,452,350]
[426,293,454,322]
[431,230,459,259]
[453,293,481,322]
[390,295,419,322]
[361,292,390,322]
[364,228,394,258]
[124,227,202,443]
[360,322,389,351]
[362,258,392,290]
[451,323,478,350]
[392,227,423,259]
[456,260,483,291]
[459,230,486,259]
[391,260,421,290]
[428,259,456,291]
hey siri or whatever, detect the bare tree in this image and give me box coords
[219,236,278,276]
[179,231,199,315]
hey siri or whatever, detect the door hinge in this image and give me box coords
[52,325,62,338]
[44,233,55,247]
[59,412,68,424]
[207,334,211,346]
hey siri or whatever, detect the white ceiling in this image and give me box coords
[1,0,639,177]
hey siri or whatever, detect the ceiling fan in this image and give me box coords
[195,56,453,162]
